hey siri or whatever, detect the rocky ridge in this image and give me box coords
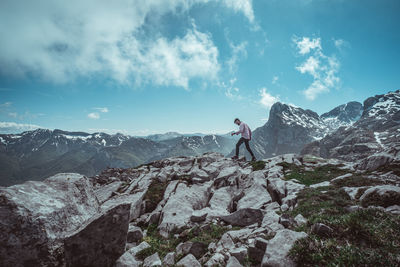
[2,152,399,266]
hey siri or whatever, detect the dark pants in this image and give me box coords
[236,137,255,159]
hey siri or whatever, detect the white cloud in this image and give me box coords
[0,121,41,134]
[294,37,340,100]
[272,76,279,84]
[222,0,255,23]
[226,41,247,74]
[259,88,279,108]
[0,102,12,108]
[293,37,321,55]
[87,112,100,119]
[0,0,254,88]
[296,56,320,78]
[94,107,109,113]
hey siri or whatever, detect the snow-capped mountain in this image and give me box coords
[234,100,363,159]
[0,129,236,186]
[302,90,400,168]
[320,101,363,130]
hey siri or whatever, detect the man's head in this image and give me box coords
[234,118,241,125]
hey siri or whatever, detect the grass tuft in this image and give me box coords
[250,160,266,171]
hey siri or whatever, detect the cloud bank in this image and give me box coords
[0,0,254,89]
[293,36,340,100]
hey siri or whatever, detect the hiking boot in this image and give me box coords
[251,157,257,162]
[231,156,238,160]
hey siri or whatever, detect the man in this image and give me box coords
[231,118,256,161]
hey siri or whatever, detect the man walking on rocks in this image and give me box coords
[231,118,256,161]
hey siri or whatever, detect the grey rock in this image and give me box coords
[127,225,143,243]
[386,205,400,215]
[177,254,201,267]
[360,185,400,208]
[279,214,295,228]
[143,252,162,267]
[294,214,307,225]
[163,252,175,266]
[0,173,100,266]
[311,223,333,237]
[205,252,226,267]
[227,256,244,267]
[262,229,307,267]
[230,247,248,263]
[220,208,263,227]
[64,203,131,267]
[255,237,269,251]
[190,210,208,222]
[248,245,265,265]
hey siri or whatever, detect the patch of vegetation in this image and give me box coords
[137,223,239,261]
[331,174,388,188]
[286,184,400,266]
[278,162,348,186]
[250,160,266,171]
[143,179,168,213]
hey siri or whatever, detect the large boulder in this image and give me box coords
[0,173,100,266]
[64,203,131,267]
[220,208,263,227]
[262,229,307,267]
[360,185,400,208]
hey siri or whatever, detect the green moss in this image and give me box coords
[138,223,239,261]
[143,179,168,213]
[278,162,348,186]
[287,175,400,266]
[250,160,266,171]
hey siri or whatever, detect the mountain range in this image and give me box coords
[1,89,399,186]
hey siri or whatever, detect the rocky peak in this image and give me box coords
[321,101,363,123]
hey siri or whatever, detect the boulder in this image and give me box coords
[177,254,202,267]
[294,214,307,226]
[163,252,175,266]
[230,247,248,263]
[248,245,265,265]
[360,185,400,207]
[311,223,333,237]
[205,252,226,266]
[220,208,263,227]
[227,256,244,267]
[262,229,307,267]
[94,181,123,203]
[0,173,100,266]
[190,210,208,222]
[127,225,143,243]
[143,253,162,267]
[64,203,131,267]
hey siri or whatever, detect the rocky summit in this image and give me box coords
[1,151,400,266]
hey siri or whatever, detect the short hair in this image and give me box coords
[234,118,240,123]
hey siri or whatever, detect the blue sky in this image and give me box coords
[0,0,399,135]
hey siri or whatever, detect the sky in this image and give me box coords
[0,0,399,135]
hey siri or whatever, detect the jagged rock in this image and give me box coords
[280,203,289,212]
[237,171,272,210]
[310,181,330,188]
[356,152,394,171]
[294,214,308,225]
[177,254,202,267]
[386,205,400,215]
[360,185,400,207]
[102,191,145,220]
[163,252,175,266]
[255,237,268,251]
[279,214,295,228]
[127,225,143,243]
[261,210,284,232]
[205,252,226,266]
[216,232,235,252]
[227,255,244,267]
[262,229,307,267]
[230,247,248,263]
[248,245,265,265]
[64,203,130,267]
[190,210,208,222]
[115,252,141,267]
[143,253,162,267]
[0,173,100,266]
[311,223,333,237]
[342,186,370,200]
[94,181,124,203]
[220,208,263,227]
[177,241,208,259]
[159,182,211,234]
